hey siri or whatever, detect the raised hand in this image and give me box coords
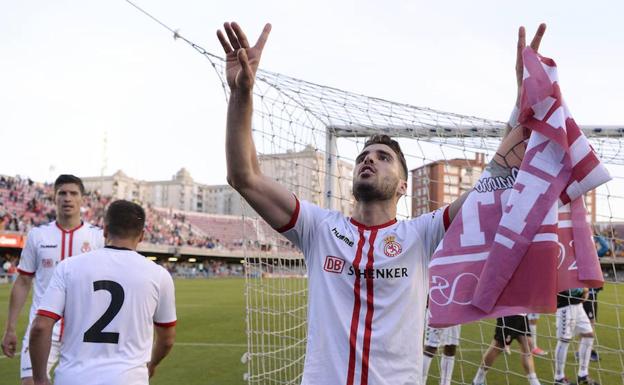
[515,23,547,93]
[494,23,547,169]
[217,22,271,93]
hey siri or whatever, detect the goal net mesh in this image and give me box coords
[200,51,624,385]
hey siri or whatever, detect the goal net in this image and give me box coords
[197,49,624,385]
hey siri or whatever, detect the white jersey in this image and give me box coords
[36,246,177,385]
[280,199,448,385]
[17,221,104,340]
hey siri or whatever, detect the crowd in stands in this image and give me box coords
[3,175,621,258]
[0,175,295,253]
[596,228,624,258]
[160,260,244,278]
[0,253,18,283]
[145,210,225,249]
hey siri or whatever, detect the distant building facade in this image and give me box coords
[410,153,596,221]
[411,154,487,217]
[258,145,353,215]
[82,145,354,216]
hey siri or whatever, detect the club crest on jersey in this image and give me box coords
[383,235,402,257]
[81,241,91,253]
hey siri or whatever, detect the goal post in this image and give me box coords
[118,4,624,382]
[199,51,624,385]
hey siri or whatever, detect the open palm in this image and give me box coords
[217,22,271,92]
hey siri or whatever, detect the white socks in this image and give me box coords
[554,340,570,379]
[422,353,434,383]
[578,337,594,378]
[529,323,538,346]
[473,367,487,384]
[440,355,455,385]
[527,372,541,385]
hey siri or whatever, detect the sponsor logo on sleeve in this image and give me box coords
[42,258,54,268]
[40,244,58,248]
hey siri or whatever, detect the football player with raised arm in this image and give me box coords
[29,200,176,385]
[1,175,104,385]
[217,21,545,385]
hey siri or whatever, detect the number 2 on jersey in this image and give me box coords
[83,280,125,344]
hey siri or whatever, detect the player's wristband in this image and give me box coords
[508,105,520,128]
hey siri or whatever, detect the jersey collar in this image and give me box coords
[55,221,84,233]
[105,245,133,251]
[349,217,397,231]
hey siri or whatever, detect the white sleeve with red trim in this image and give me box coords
[36,261,66,321]
[278,198,333,257]
[17,229,38,275]
[153,267,177,327]
[411,206,449,259]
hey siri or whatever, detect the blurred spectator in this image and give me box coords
[0,174,296,252]
[2,254,17,283]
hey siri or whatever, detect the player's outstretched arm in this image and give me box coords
[148,325,176,378]
[1,274,33,358]
[447,24,547,222]
[29,315,55,385]
[217,22,297,230]
[492,23,546,168]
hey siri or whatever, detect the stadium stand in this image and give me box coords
[0,174,295,255]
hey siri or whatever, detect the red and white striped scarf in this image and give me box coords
[427,47,610,327]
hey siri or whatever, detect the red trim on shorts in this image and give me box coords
[346,228,366,385]
[349,217,397,231]
[154,320,177,327]
[17,268,35,276]
[36,310,61,321]
[276,196,300,233]
[443,206,451,230]
[360,229,378,385]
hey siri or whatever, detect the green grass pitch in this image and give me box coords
[1,279,622,384]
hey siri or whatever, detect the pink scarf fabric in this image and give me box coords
[427,48,610,327]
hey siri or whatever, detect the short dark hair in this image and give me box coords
[105,200,146,239]
[54,174,85,195]
[363,135,408,180]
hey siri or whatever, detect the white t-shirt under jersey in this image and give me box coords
[36,246,177,385]
[280,199,448,385]
[17,221,104,340]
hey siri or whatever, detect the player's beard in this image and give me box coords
[353,175,399,202]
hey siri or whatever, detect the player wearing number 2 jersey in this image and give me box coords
[29,200,176,385]
[1,175,104,385]
[217,20,546,385]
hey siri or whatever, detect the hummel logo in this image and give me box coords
[331,227,354,247]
